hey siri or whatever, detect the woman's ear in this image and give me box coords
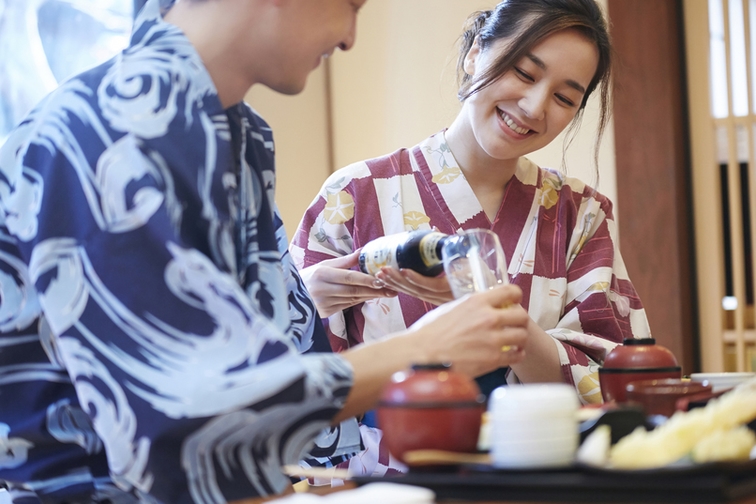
[463,38,482,76]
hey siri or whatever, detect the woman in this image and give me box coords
[292,0,652,476]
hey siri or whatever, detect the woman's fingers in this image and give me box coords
[375,267,453,305]
[315,249,362,269]
[308,265,384,293]
[400,269,453,298]
[299,253,399,318]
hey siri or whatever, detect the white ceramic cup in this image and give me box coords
[491,442,577,468]
[487,384,580,469]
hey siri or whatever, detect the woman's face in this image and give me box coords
[460,28,599,164]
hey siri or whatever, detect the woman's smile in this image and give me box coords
[497,108,534,136]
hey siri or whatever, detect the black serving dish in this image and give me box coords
[353,458,756,503]
[578,405,649,445]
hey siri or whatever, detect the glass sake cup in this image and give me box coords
[441,229,509,299]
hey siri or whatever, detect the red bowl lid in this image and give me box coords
[379,363,483,406]
[603,338,679,370]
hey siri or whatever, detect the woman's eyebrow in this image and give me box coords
[526,53,587,94]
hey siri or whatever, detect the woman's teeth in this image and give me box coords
[500,111,530,135]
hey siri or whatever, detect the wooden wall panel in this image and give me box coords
[607,0,697,372]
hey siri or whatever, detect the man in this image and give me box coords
[0,0,528,502]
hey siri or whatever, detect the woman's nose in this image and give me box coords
[519,85,548,121]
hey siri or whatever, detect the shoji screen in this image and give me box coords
[685,0,756,372]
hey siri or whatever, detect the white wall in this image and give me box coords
[245,0,617,237]
[329,0,495,169]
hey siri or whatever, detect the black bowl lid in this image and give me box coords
[599,366,681,374]
[622,338,656,346]
[378,397,485,409]
[411,362,452,371]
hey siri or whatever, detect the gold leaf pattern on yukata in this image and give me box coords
[431,166,462,185]
[540,177,561,209]
[403,211,431,230]
[572,213,597,258]
[588,282,610,292]
[324,191,354,224]
[577,370,603,404]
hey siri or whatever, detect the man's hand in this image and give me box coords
[407,284,529,377]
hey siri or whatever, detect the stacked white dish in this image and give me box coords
[488,384,580,468]
[690,372,756,392]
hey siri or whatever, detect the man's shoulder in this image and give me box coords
[237,103,275,157]
[239,104,271,130]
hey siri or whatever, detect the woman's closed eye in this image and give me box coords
[514,67,534,82]
[513,63,582,108]
[555,94,576,107]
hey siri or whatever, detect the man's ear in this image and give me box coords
[463,38,482,76]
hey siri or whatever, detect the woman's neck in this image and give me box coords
[445,115,520,221]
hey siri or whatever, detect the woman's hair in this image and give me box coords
[457,0,612,180]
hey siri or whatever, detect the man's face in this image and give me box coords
[261,0,367,95]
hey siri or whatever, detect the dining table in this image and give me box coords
[232,460,756,504]
[233,482,756,504]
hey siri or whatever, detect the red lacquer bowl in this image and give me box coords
[625,378,712,417]
[598,338,681,403]
[377,363,485,462]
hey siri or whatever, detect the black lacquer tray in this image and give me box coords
[353,459,756,503]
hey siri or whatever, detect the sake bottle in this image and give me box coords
[359,230,449,277]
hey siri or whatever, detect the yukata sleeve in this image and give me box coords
[273,208,363,467]
[542,196,652,405]
[290,170,361,353]
[4,117,354,503]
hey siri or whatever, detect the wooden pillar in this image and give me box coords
[607,0,698,372]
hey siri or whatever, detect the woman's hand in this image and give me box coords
[375,267,454,305]
[299,250,398,318]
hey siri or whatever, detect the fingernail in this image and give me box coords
[373,279,385,288]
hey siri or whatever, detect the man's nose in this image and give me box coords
[338,17,358,52]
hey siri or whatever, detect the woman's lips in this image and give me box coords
[497,109,533,136]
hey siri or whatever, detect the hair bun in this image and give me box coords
[464,10,492,39]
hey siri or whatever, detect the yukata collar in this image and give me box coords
[134,0,176,25]
[130,0,231,116]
